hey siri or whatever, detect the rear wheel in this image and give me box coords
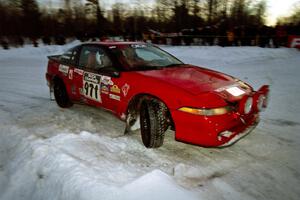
[53,78,73,108]
[140,99,168,148]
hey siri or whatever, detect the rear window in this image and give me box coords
[60,46,79,65]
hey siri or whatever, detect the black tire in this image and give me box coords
[140,99,168,148]
[53,78,73,108]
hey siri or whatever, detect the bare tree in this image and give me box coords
[86,0,108,35]
[20,0,41,37]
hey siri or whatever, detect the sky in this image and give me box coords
[266,0,299,25]
[40,0,299,26]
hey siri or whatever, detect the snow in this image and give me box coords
[1,43,300,200]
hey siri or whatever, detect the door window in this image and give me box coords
[79,45,113,71]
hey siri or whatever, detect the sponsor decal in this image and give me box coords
[74,68,84,75]
[83,72,102,102]
[84,72,100,84]
[68,69,73,80]
[131,44,147,48]
[110,85,121,94]
[215,84,239,92]
[109,94,120,101]
[59,64,69,74]
[122,83,130,97]
[226,87,245,97]
[101,76,114,86]
[101,84,109,94]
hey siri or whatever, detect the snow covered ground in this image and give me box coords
[0,42,300,200]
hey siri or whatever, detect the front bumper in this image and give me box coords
[172,85,269,147]
[218,118,259,147]
[172,110,259,147]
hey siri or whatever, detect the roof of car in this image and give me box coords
[83,41,147,47]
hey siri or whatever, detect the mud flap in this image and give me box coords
[49,86,55,101]
[124,114,140,135]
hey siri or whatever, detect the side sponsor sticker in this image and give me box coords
[122,83,130,97]
[101,76,114,86]
[59,64,69,74]
[101,84,109,94]
[110,85,120,94]
[109,94,120,101]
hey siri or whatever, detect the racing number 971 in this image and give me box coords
[84,82,99,100]
[83,72,101,102]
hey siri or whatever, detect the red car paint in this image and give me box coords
[46,42,269,147]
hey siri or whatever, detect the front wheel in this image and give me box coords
[53,78,73,108]
[140,99,168,148]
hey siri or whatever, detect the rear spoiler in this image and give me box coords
[47,55,61,61]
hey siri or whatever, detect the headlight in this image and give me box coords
[244,96,253,114]
[238,96,253,115]
[178,106,231,116]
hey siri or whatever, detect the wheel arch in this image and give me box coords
[52,75,64,85]
[52,75,70,95]
[125,93,175,131]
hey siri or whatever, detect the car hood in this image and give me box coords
[136,65,251,99]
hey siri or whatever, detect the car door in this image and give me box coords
[59,45,81,101]
[76,45,104,107]
[76,45,124,112]
[90,45,125,113]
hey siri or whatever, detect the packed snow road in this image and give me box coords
[0,42,300,200]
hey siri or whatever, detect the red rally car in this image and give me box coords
[46,42,269,148]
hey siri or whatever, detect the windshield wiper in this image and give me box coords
[163,63,183,68]
[129,65,162,71]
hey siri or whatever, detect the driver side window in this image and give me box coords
[79,45,113,71]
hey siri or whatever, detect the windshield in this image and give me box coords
[111,44,183,71]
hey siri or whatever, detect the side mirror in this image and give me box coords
[98,67,121,78]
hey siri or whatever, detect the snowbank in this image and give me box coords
[0,131,198,200]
